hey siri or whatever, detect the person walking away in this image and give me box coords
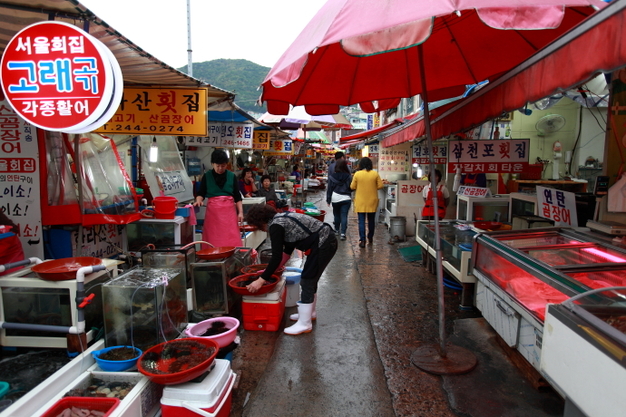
[422,169,450,220]
[238,167,258,197]
[326,159,352,241]
[193,149,243,250]
[245,204,338,335]
[350,157,383,248]
[328,151,345,176]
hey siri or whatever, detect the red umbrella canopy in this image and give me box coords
[261,0,606,115]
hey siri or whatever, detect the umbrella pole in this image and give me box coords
[410,44,476,375]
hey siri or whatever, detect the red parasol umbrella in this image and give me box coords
[261,0,605,116]
[260,0,606,374]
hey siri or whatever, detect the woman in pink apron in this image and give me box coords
[193,149,243,249]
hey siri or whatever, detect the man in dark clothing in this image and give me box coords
[326,159,352,240]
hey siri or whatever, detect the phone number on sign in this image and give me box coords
[99,124,186,133]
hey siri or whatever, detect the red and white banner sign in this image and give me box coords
[447,139,530,173]
[0,21,122,133]
[0,100,43,259]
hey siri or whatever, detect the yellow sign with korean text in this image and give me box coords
[94,87,208,136]
[253,130,270,149]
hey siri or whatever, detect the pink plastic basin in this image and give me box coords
[185,317,240,348]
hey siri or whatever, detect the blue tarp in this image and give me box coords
[208,109,256,123]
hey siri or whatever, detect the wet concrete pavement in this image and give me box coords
[230,190,564,417]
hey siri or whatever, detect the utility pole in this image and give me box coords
[186,0,193,76]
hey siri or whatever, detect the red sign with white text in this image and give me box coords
[1,21,113,132]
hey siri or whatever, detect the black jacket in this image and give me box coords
[326,172,352,204]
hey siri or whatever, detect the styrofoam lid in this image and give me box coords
[161,359,231,404]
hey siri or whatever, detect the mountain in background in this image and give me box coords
[179,59,270,114]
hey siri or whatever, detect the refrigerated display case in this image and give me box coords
[456,195,510,222]
[541,287,626,417]
[472,227,626,373]
[416,220,476,307]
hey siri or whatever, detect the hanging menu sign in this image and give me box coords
[0,100,43,259]
[412,144,447,164]
[447,139,530,174]
[378,149,408,172]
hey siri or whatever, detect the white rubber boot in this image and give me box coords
[290,293,317,321]
[284,302,314,335]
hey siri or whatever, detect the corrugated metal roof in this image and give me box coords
[0,0,235,106]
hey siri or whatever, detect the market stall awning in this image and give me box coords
[340,119,403,143]
[0,0,235,107]
[290,129,330,143]
[430,0,626,139]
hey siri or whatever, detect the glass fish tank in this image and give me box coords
[1,273,109,339]
[141,244,196,287]
[190,248,252,321]
[126,217,193,253]
[103,267,187,351]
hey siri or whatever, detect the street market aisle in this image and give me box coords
[241,192,396,417]
[234,190,564,417]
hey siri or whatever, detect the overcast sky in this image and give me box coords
[81,0,327,70]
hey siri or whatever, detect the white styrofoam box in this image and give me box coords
[33,366,161,417]
[161,359,235,415]
[475,280,520,347]
[242,278,286,303]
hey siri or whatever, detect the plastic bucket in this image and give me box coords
[389,216,406,242]
[283,267,302,308]
[153,196,178,219]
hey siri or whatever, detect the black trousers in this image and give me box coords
[299,234,338,303]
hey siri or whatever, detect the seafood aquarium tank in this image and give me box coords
[103,267,187,351]
[190,247,253,321]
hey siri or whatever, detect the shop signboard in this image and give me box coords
[264,139,294,156]
[447,139,530,174]
[0,21,122,133]
[73,224,125,258]
[96,87,209,136]
[379,149,408,172]
[368,144,379,158]
[253,130,270,149]
[536,186,578,227]
[0,100,43,259]
[183,121,253,148]
[412,144,447,164]
[456,186,491,198]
